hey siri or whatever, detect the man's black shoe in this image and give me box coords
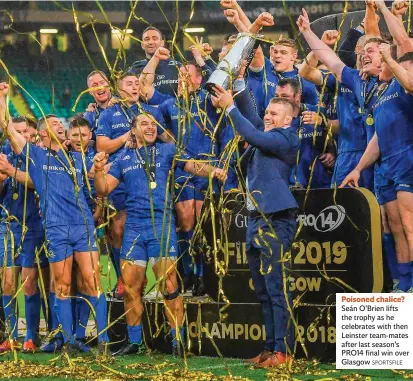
[192,276,205,296]
[113,342,146,356]
[97,341,111,356]
[62,342,79,357]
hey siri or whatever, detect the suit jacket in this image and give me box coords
[338,28,363,69]
[228,104,299,215]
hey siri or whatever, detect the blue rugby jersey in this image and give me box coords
[372,79,413,160]
[108,142,188,224]
[84,104,106,142]
[18,143,94,228]
[322,72,367,153]
[290,104,332,188]
[0,152,42,233]
[249,57,319,113]
[130,58,181,96]
[96,102,167,163]
[341,67,382,143]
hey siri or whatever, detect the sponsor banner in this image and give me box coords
[203,188,382,304]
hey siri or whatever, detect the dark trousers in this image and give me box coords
[246,210,296,353]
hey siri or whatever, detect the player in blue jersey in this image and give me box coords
[297,4,413,293]
[298,31,374,191]
[274,78,335,188]
[129,27,180,96]
[0,89,110,354]
[94,113,227,356]
[96,72,170,299]
[342,46,413,292]
[139,50,232,295]
[68,116,101,346]
[0,116,47,353]
[246,36,319,115]
[84,70,112,145]
[69,117,98,217]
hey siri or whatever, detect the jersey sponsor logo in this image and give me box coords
[169,245,176,253]
[170,111,201,120]
[113,111,122,116]
[399,184,411,188]
[122,162,161,173]
[340,87,352,94]
[154,79,178,87]
[296,205,346,232]
[123,155,131,160]
[112,123,130,129]
[374,92,399,109]
[42,164,81,174]
[297,127,323,139]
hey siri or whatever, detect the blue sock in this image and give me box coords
[171,326,185,347]
[111,248,121,279]
[48,292,58,330]
[397,263,411,291]
[48,292,63,340]
[179,230,194,277]
[84,294,109,342]
[71,298,77,335]
[127,324,142,344]
[75,294,90,340]
[24,292,41,341]
[54,298,74,343]
[2,295,17,340]
[383,233,400,280]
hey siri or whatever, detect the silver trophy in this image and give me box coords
[206,32,263,94]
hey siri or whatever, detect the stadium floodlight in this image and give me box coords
[184,27,205,33]
[40,29,58,34]
[112,29,133,34]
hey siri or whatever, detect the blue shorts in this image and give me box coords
[121,223,178,267]
[45,224,98,263]
[332,151,374,191]
[376,148,413,205]
[109,186,126,211]
[0,229,47,268]
[374,164,393,205]
[175,175,208,202]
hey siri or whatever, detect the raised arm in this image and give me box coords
[380,44,413,92]
[138,47,171,101]
[233,79,264,129]
[220,0,252,28]
[0,84,26,155]
[96,133,130,154]
[212,85,293,157]
[337,27,364,68]
[365,1,381,37]
[224,9,248,33]
[93,152,120,196]
[297,9,346,82]
[376,0,413,56]
[299,30,339,86]
[391,0,409,22]
[0,153,34,189]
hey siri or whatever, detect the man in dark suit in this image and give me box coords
[211,84,299,368]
